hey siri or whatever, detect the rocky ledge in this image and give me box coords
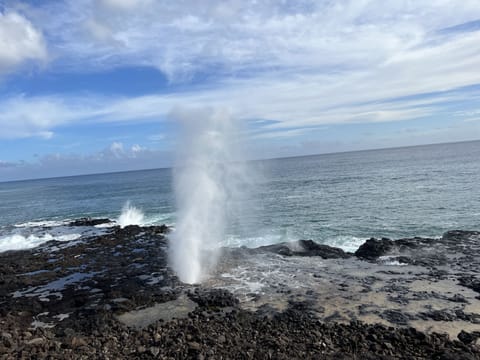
[0,223,479,359]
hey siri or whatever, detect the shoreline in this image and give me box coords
[1,222,479,358]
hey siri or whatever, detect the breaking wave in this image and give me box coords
[0,233,81,253]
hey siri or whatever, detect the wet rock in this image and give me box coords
[355,238,394,260]
[419,310,456,322]
[255,239,352,259]
[419,310,480,323]
[381,310,415,325]
[69,218,112,226]
[458,276,480,293]
[448,294,469,303]
[458,330,480,345]
[443,230,480,242]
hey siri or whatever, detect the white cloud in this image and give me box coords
[1,1,480,141]
[109,141,125,158]
[251,128,313,140]
[101,142,149,159]
[84,18,116,43]
[0,12,47,74]
[131,144,146,155]
[34,0,480,81]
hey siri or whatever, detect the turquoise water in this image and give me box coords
[1,140,479,252]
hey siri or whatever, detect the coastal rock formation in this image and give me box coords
[1,222,480,359]
[253,239,352,259]
[354,238,394,260]
[68,217,112,226]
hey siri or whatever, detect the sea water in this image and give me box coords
[0,140,479,253]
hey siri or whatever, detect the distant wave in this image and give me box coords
[14,220,68,228]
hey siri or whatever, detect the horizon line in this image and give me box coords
[1,138,479,184]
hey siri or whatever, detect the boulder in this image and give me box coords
[255,240,352,259]
[355,238,394,260]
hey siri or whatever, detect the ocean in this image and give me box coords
[1,140,479,253]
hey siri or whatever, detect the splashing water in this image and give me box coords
[118,202,145,228]
[169,107,249,284]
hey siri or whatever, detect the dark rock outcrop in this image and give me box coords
[458,276,480,294]
[255,239,352,259]
[458,330,480,345]
[355,237,394,260]
[69,217,112,226]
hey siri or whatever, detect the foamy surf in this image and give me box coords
[14,220,69,228]
[0,233,81,253]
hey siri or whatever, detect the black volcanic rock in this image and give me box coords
[458,276,480,294]
[255,239,352,259]
[69,217,112,226]
[188,288,239,308]
[458,330,480,345]
[355,237,394,260]
[443,230,480,241]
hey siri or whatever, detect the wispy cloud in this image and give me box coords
[26,0,480,80]
[1,1,480,146]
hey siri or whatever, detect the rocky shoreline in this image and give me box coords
[1,221,479,359]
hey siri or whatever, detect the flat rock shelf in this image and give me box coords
[1,223,479,359]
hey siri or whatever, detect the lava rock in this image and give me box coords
[255,239,352,259]
[355,238,394,260]
[188,288,239,308]
[458,276,480,294]
[458,330,480,345]
[69,218,112,226]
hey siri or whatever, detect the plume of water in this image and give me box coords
[118,201,145,228]
[169,107,248,284]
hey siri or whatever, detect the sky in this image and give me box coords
[0,0,480,181]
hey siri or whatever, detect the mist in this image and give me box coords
[169,107,250,284]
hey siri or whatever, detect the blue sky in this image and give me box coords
[1,0,480,181]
